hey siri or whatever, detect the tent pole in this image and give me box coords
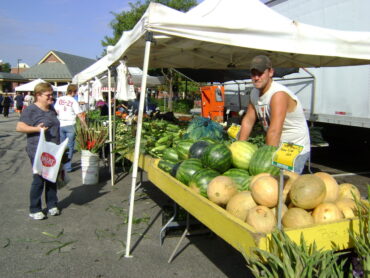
[125,32,153,258]
[107,68,115,186]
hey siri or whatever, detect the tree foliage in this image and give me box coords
[101,0,197,51]
[0,62,11,73]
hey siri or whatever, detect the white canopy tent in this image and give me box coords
[15,78,57,92]
[72,0,370,258]
[56,84,68,93]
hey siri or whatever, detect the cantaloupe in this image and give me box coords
[314,172,339,202]
[226,191,257,221]
[246,206,276,234]
[250,172,271,187]
[289,174,326,210]
[271,204,288,218]
[207,176,238,206]
[338,183,361,201]
[335,198,357,218]
[251,176,278,208]
[283,170,299,203]
[282,207,314,228]
[312,203,344,223]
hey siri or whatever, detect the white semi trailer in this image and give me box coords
[225,0,370,128]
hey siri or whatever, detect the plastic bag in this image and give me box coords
[33,129,69,183]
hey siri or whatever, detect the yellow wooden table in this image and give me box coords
[125,153,154,173]
[147,160,360,257]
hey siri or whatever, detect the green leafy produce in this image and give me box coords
[245,229,348,278]
[183,116,227,141]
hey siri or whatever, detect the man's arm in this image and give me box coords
[238,103,256,141]
[266,91,289,146]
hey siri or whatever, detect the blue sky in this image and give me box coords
[0,0,132,68]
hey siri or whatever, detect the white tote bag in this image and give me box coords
[33,129,69,183]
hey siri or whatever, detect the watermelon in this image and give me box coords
[199,137,218,144]
[175,158,203,185]
[201,143,232,173]
[162,148,180,163]
[158,159,176,173]
[175,139,195,160]
[223,168,252,191]
[170,162,182,177]
[249,145,279,176]
[189,169,219,198]
[189,141,211,159]
[228,141,258,170]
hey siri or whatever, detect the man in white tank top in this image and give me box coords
[239,55,310,173]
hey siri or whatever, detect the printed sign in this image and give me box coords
[272,142,303,171]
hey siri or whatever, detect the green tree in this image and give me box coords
[101,0,198,112]
[101,0,197,50]
[0,62,11,73]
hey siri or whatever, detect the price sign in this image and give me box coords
[272,142,303,171]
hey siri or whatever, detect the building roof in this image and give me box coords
[21,50,96,80]
[0,72,28,82]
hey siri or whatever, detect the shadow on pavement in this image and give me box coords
[58,166,111,209]
[139,180,253,278]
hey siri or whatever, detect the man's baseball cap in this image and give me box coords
[250,55,272,72]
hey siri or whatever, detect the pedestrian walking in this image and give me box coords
[2,93,12,117]
[54,84,87,172]
[16,82,61,220]
[14,91,24,115]
[0,93,3,114]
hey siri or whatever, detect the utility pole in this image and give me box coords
[17,59,22,73]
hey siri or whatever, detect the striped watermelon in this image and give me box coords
[189,140,211,159]
[189,169,219,198]
[175,158,203,185]
[228,141,258,170]
[223,168,252,191]
[201,143,232,173]
[175,139,195,160]
[158,159,176,173]
[248,145,279,176]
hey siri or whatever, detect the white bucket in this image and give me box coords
[81,150,100,185]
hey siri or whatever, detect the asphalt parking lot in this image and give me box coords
[0,113,251,278]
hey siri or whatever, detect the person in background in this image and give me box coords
[2,93,12,117]
[14,92,24,115]
[23,91,35,110]
[0,94,3,114]
[238,55,310,174]
[54,84,87,172]
[16,82,60,220]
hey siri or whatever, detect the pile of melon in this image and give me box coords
[206,170,364,234]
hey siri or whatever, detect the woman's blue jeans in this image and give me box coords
[30,174,58,213]
[60,125,76,172]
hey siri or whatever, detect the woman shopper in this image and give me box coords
[16,83,60,220]
[54,84,87,172]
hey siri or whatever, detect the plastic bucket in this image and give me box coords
[81,150,100,185]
